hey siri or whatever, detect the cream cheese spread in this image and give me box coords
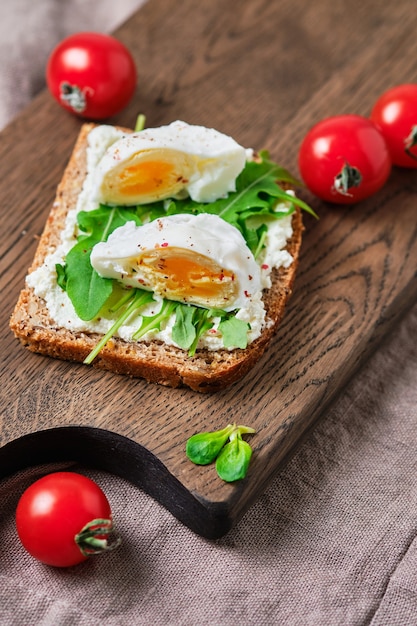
[27,124,294,351]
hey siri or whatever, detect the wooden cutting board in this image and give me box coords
[1,0,417,539]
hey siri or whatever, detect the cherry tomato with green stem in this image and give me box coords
[46,32,137,120]
[298,114,391,204]
[370,83,417,168]
[16,472,120,567]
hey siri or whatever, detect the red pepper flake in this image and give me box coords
[219,273,224,281]
[161,242,169,247]
[261,264,269,270]
[244,290,250,298]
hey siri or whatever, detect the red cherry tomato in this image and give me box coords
[370,83,417,168]
[16,472,119,567]
[46,32,137,120]
[298,114,391,204]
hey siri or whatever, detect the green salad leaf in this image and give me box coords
[215,434,253,482]
[100,150,317,257]
[171,304,197,351]
[171,305,250,355]
[186,423,256,482]
[136,151,317,255]
[61,206,142,321]
[185,424,235,465]
[218,316,250,349]
[132,299,178,340]
[83,289,154,364]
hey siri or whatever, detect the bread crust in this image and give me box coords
[9,123,303,392]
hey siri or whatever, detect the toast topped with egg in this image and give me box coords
[10,120,308,392]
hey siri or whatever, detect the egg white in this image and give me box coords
[91,120,247,206]
[90,213,262,312]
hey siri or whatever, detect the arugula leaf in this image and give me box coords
[134,200,171,224]
[242,222,268,258]
[171,304,196,351]
[77,205,143,238]
[139,151,317,254]
[135,113,146,132]
[84,289,154,364]
[188,308,215,356]
[63,206,142,321]
[132,299,178,340]
[65,241,113,321]
[171,305,250,354]
[55,263,67,290]
[218,316,250,349]
[171,305,218,356]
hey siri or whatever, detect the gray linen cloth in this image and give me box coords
[1,2,417,625]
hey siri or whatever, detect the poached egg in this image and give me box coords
[91,120,248,206]
[90,213,261,311]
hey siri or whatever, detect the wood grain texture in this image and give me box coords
[1,0,417,538]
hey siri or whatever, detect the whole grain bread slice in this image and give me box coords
[9,123,304,392]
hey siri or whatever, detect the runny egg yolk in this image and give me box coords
[137,247,238,307]
[99,149,193,205]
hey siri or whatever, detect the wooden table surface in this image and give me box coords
[1,0,417,538]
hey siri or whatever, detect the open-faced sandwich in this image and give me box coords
[10,119,312,392]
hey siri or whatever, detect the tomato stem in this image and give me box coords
[59,81,87,114]
[333,162,362,197]
[405,125,417,162]
[75,518,121,557]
